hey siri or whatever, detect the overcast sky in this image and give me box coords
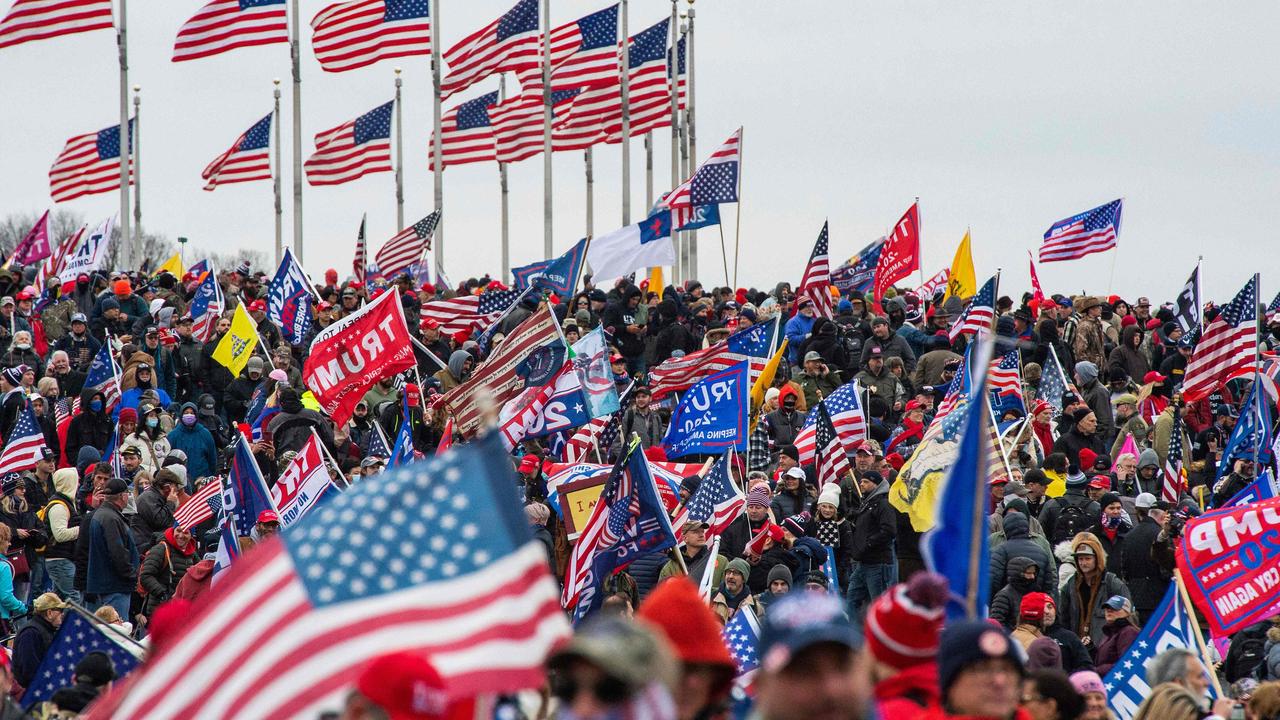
[2,1,1278,304]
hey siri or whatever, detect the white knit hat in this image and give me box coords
[818,482,841,508]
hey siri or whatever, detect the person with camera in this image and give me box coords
[1117,493,1172,621]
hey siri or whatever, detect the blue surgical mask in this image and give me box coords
[181,414,197,427]
[89,400,103,412]
[145,417,159,429]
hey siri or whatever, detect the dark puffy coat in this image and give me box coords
[1045,623,1095,673]
[130,486,175,555]
[167,418,218,483]
[1052,427,1108,470]
[64,389,113,466]
[989,512,1057,597]
[989,556,1040,630]
[1118,515,1168,617]
[627,551,668,603]
[11,614,58,687]
[86,502,139,595]
[1094,617,1141,676]
[849,480,897,565]
[139,528,196,603]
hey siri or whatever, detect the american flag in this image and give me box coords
[429,90,498,170]
[1162,411,1186,503]
[661,127,741,228]
[988,348,1023,403]
[375,211,438,280]
[83,342,120,410]
[89,434,570,719]
[0,0,111,49]
[1039,198,1123,263]
[174,479,224,531]
[517,4,617,93]
[439,0,538,100]
[948,274,997,341]
[564,415,616,463]
[189,266,225,343]
[48,121,133,202]
[814,402,853,488]
[202,113,273,191]
[490,89,582,164]
[797,222,834,320]
[366,422,393,458]
[1181,274,1258,404]
[1038,346,1069,414]
[722,604,760,710]
[53,397,73,427]
[932,349,973,427]
[304,100,393,186]
[22,610,141,709]
[0,406,46,475]
[1267,291,1280,325]
[671,452,745,536]
[420,287,519,335]
[310,0,430,73]
[648,321,773,398]
[794,382,867,464]
[171,0,287,62]
[443,302,560,435]
[353,214,367,284]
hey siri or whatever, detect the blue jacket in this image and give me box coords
[115,387,172,421]
[0,560,25,618]
[784,314,816,363]
[167,422,218,482]
[86,502,139,595]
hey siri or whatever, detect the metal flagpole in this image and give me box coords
[394,67,405,230]
[500,76,511,277]
[732,128,743,289]
[431,0,444,266]
[132,85,141,251]
[115,0,131,270]
[668,0,680,284]
[585,149,594,241]
[685,0,697,278]
[289,0,304,263]
[273,79,283,266]
[620,0,630,226]
[676,13,689,281]
[644,132,653,210]
[1255,272,1263,470]
[541,0,553,257]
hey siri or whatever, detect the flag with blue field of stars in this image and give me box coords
[23,610,141,708]
[671,450,745,536]
[303,99,394,186]
[49,120,134,202]
[202,113,273,190]
[798,222,834,319]
[722,605,761,719]
[0,406,47,475]
[311,0,432,73]
[1101,585,1206,720]
[663,128,741,227]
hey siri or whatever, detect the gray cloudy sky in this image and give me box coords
[2,1,1278,304]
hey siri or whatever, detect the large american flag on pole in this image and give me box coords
[201,113,273,191]
[490,89,582,164]
[1039,198,1123,263]
[794,382,867,464]
[375,211,439,280]
[304,100,393,186]
[648,321,773,398]
[439,0,539,100]
[670,452,745,537]
[0,0,112,49]
[171,0,287,62]
[814,402,853,487]
[948,274,998,341]
[189,266,225,343]
[420,287,519,335]
[0,406,47,475]
[518,3,618,93]
[1181,274,1258,404]
[87,434,570,720]
[797,222,834,320]
[429,91,498,170]
[310,0,431,73]
[48,121,133,202]
[661,127,741,228]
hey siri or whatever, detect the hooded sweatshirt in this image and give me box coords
[434,350,472,392]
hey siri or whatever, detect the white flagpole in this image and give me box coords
[644,132,653,211]
[620,0,630,227]
[289,0,304,262]
[115,0,131,270]
[131,85,141,254]
[500,75,511,278]
[585,148,594,243]
[668,0,681,285]
[394,67,405,231]
[699,534,720,598]
[541,0,553,258]
[273,79,283,266]
[684,0,697,277]
[431,0,444,267]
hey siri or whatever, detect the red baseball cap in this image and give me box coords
[257,510,280,524]
[1143,371,1167,384]
[517,454,540,474]
[421,317,440,330]
[357,652,471,720]
[1088,476,1110,490]
[248,299,267,312]
[404,383,421,407]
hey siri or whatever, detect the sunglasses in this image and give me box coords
[551,673,630,705]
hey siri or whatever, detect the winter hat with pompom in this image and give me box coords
[864,571,949,670]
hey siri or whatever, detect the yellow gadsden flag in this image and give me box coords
[211,303,259,376]
[748,338,788,432]
[943,230,976,302]
[157,252,184,277]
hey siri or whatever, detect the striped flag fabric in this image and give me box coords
[988,348,1023,408]
[948,274,998,341]
[794,382,867,464]
[87,434,570,720]
[490,89,581,164]
[0,406,47,475]
[172,0,287,62]
[374,211,438,280]
[1181,274,1258,404]
[202,113,273,191]
[564,415,614,463]
[174,479,224,530]
[813,402,852,488]
[83,342,120,410]
[22,611,141,710]
[1039,198,1123,263]
[797,222,835,320]
[429,90,498,170]
[1162,411,1187,503]
[48,121,133,202]
[517,3,618,93]
[442,302,560,435]
[420,287,519,335]
[661,127,741,228]
[439,0,538,100]
[304,100,393,186]
[189,266,225,342]
[0,0,112,49]
[1037,347,1069,414]
[670,452,744,537]
[722,605,760,707]
[497,364,569,451]
[648,321,774,398]
[353,214,367,284]
[310,0,430,73]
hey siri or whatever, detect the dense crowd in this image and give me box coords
[0,256,1273,720]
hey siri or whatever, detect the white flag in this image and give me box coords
[57,215,113,286]
[586,208,675,282]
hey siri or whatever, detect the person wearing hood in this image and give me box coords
[601,284,648,375]
[64,388,113,463]
[167,403,218,485]
[1058,532,1131,647]
[0,330,42,377]
[116,362,171,419]
[138,524,197,613]
[223,355,266,420]
[1108,325,1151,385]
[43,468,81,604]
[1118,447,1161,496]
[990,510,1057,598]
[1073,361,1114,439]
[990,556,1043,630]
[1088,493,1131,574]
[130,469,182,555]
[174,551,217,602]
[847,470,897,617]
[433,349,473,393]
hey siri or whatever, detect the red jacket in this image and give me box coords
[875,663,939,720]
[173,558,214,602]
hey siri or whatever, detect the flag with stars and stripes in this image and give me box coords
[1182,274,1259,404]
[948,274,998,341]
[88,432,571,720]
[648,321,774,398]
[793,382,867,464]
[1038,346,1069,415]
[22,610,141,709]
[1162,409,1187,504]
[83,341,120,410]
[1216,381,1273,481]
[48,121,133,202]
[419,287,519,335]
[988,348,1024,415]
[671,451,745,537]
[352,214,367,284]
[0,406,46,475]
[429,90,498,169]
[366,422,393,459]
[375,211,438,281]
[1039,198,1123,263]
[172,0,287,62]
[0,0,112,49]
[1102,585,1207,720]
[304,100,394,186]
[221,437,278,537]
[661,128,741,228]
[563,415,615,463]
[202,113,273,191]
[310,0,431,73]
[174,479,224,531]
[722,605,761,715]
[797,222,834,320]
[1267,291,1280,326]
[189,266,225,343]
[518,3,618,93]
[490,88,582,164]
[813,402,853,488]
[439,0,538,100]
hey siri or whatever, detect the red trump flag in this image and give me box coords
[873,202,920,303]
[1178,495,1280,636]
[303,289,415,426]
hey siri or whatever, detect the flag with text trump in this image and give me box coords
[1102,585,1210,720]
[1178,495,1280,636]
[86,433,571,720]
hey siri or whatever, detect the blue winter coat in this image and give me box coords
[167,422,218,482]
[784,314,816,363]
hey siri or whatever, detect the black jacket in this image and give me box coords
[65,389,113,466]
[11,615,57,687]
[849,480,896,565]
[989,512,1056,597]
[130,487,175,555]
[990,556,1040,630]
[1045,622,1095,673]
[1118,515,1170,617]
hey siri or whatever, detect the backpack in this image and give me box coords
[1053,497,1092,545]
[34,497,69,553]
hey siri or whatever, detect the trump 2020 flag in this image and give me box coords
[586,206,674,282]
[1103,585,1211,720]
[511,237,588,297]
[221,436,278,537]
[661,362,749,458]
[571,326,620,418]
[1177,495,1280,636]
[267,247,314,344]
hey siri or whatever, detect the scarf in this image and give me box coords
[815,518,841,547]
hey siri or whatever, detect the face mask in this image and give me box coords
[14,343,29,351]
[1105,515,1122,528]
[146,417,159,429]
[89,400,103,412]
[181,414,197,427]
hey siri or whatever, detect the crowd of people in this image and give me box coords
[0,255,1274,720]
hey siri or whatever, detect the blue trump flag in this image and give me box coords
[389,398,416,467]
[267,247,314,345]
[23,610,142,708]
[831,238,884,294]
[677,204,720,231]
[221,436,278,536]
[1103,584,1213,720]
[661,361,749,458]
[1217,381,1273,479]
[1227,469,1279,506]
[512,238,588,297]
